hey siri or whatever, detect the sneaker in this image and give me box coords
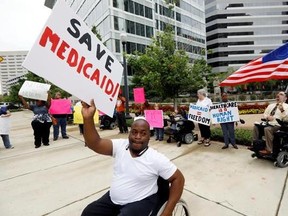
[6,146,14,149]
[232,145,238,149]
[53,137,58,141]
[222,145,228,149]
[62,136,69,139]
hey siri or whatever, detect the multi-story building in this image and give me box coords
[44,0,206,76]
[0,51,28,95]
[205,0,288,73]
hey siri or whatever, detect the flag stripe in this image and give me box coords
[220,43,288,86]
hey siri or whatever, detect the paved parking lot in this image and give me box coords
[0,110,287,216]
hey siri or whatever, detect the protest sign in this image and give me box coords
[133,87,145,103]
[73,105,98,124]
[22,0,123,117]
[210,102,239,124]
[0,118,10,134]
[144,110,163,128]
[188,103,211,126]
[49,99,72,114]
[18,80,51,101]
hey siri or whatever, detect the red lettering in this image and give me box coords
[90,69,100,85]
[83,63,92,78]
[100,75,107,89]
[77,56,85,74]
[67,48,78,67]
[39,26,60,52]
[56,40,70,60]
[105,79,114,95]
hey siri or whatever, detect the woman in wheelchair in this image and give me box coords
[81,100,185,215]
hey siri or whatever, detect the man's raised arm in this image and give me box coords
[82,100,113,155]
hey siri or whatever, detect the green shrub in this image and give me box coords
[250,95,257,100]
[238,95,247,101]
[211,127,252,146]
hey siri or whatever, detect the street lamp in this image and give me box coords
[120,32,131,119]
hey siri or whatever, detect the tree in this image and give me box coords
[6,72,71,103]
[127,26,193,107]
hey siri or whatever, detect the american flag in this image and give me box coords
[220,43,288,86]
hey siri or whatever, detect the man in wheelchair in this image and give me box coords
[252,91,288,155]
[81,100,185,216]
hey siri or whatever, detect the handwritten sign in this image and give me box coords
[210,102,239,124]
[49,99,72,114]
[73,105,99,124]
[188,103,211,126]
[18,81,51,101]
[133,87,145,103]
[22,0,123,117]
[0,117,10,134]
[144,110,163,128]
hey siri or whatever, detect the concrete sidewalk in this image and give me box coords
[0,110,287,216]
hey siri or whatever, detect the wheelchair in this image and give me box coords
[152,177,190,216]
[250,118,288,168]
[165,115,198,147]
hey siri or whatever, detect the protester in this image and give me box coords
[115,89,128,133]
[253,91,288,154]
[0,106,14,149]
[196,88,213,146]
[220,93,238,149]
[19,94,52,148]
[81,100,185,215]
[51,92,69,140]
[153,103,164,141]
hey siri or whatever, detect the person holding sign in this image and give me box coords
[220,93,238,149]
[81,100,185,216]
[116,90,128,134]
[51,92,70,141]
[0,106,14,149]
[196,89,213,146]
[19,94,52,148]
[153,103,164,141]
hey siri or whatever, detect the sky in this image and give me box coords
[0,0,51,52]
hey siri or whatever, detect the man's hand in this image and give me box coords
[81,100,96,119]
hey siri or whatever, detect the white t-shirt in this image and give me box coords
[196,97,212,108]
[109,139,177,205]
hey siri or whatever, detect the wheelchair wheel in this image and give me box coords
[157,199,189,216]
[183,133,194,144]
[276,151,288,168]
[109,122,116,129]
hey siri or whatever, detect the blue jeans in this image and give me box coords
[154,128,164,140]
[53,117,67,138]
[220,122,235,146]
[1,134,12,148]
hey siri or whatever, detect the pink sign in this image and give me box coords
[49,99,72,114]
[133,87,145,103]
[144,110,164,128]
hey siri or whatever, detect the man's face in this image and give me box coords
[128,120,150,155]
[221,93,228,102]
[276,92,286,103]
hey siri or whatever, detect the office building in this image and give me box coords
[0,51,28,95]
[205,0,288,73]
[44,0,206,75]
